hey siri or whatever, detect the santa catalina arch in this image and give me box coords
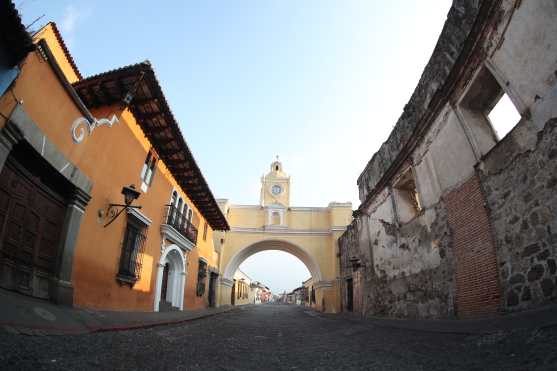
[214,160,352,312]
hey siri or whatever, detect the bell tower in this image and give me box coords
[260,157,290,208]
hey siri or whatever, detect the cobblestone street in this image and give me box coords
[1,304,557,370]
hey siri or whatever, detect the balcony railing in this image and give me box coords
[163,205,198,245]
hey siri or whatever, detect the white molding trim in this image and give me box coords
[228,204,350,211]
[313,280,334,289]
[229,204,261,209]
[264,225,288,231]
[219,278,234,287]
[160,224,194,252]
[230,227,332,236]
[289,206,328,212]
[265,203,285,210]
[327,202,353,208]
[127,208,152,226]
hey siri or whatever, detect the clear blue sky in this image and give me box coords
[17,0,452,293]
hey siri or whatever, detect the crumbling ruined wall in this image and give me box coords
[357,0,484,203]
[365,201,455,319]
[338,216,370,314]
[480,118,557,311]
[341,0,557,319]
[474,0,557,311]
[340,181,456,319]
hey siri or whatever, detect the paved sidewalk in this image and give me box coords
[327,302,557,334]
[0,289,234,335]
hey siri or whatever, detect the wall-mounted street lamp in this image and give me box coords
[349,256,362,272]
[103,185,142,227]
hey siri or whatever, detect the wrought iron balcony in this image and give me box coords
[163,205,198,245]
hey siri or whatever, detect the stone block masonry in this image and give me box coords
[480,118,557,312]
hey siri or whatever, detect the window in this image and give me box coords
[170,191,178,207]
[140,149,157,192]
[168,191,178,224]
[196,259,207,297]
[117,218,147,285]
[176,198,183,227]
[202,222,208,241]
[392,167,421,224]
[459,66,522,155]
[488,93,522,139]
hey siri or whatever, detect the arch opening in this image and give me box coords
[154,245,186,311]
[223,239,323,283]
[240,250,310,294]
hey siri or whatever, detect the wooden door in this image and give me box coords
[231,280,236,305]
[346,278,354,312]
[161,263,170,302]
[0,160,66,299]
[208,273,217,307]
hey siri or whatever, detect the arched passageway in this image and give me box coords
[218,239,337,312]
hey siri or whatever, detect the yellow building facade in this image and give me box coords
[214,160,352,313]
[0,21,227,313]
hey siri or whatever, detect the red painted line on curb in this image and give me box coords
[0,308,236,335]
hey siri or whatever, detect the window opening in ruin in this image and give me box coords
[459,66,522,156]
[392,168,421,224]
[487,93,522,140]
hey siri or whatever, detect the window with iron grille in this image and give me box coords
[116,217,147,286]
[196,259,207,296]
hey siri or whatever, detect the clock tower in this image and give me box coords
[260,158,290,208]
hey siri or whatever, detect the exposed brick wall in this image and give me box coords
[445,175,501,318]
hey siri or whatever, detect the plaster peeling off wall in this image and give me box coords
[339,194,456,319]
[368,201,455,319]
[372,208,442,279]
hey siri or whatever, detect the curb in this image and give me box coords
[93,307,236,333]
[0,307,236,336]
[314,304,557,335]
[362,317,557,336]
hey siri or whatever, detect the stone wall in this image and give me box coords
[341,0,557,319]
[480,118,557,311]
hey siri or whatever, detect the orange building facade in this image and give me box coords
[0,18,228,312]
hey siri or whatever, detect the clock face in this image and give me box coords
[271,185,282,195]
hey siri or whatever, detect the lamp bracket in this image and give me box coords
[103,204,143,228]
